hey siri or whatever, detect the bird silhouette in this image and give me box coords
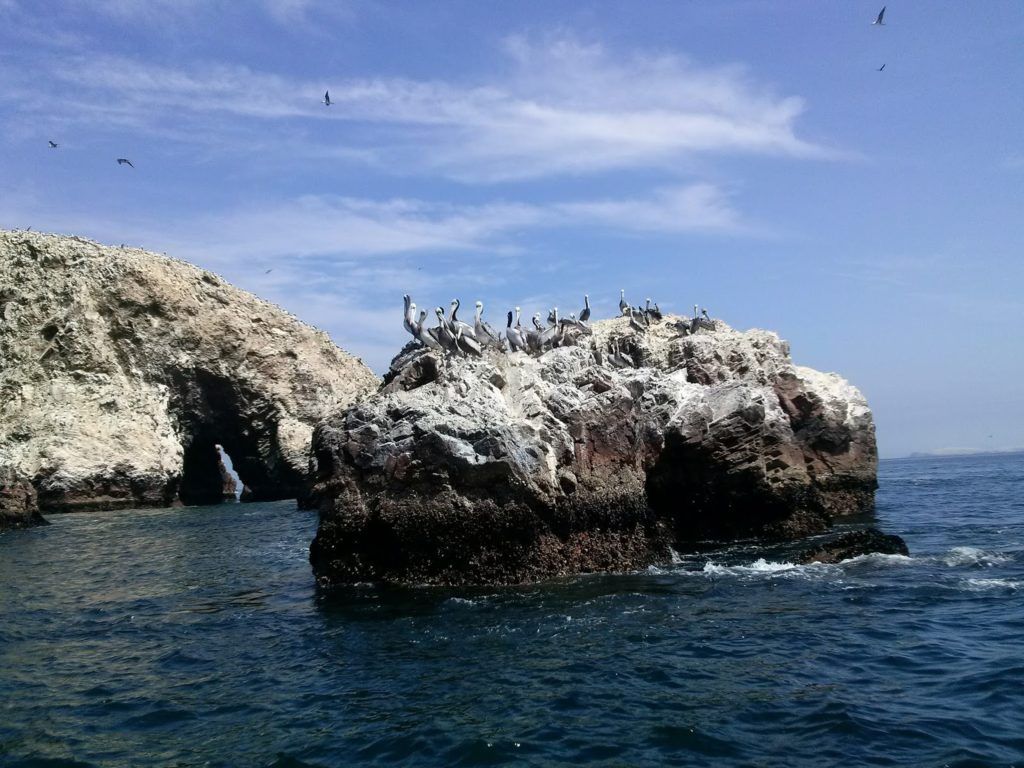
[872,6,886,25]
[323,90,331,106]
[877,63,886,72]
[48,140,59,148]
[116,158,134,168]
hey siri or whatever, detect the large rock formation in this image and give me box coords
[309,316,877,586]
[0,230,378,520]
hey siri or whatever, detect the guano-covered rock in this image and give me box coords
[0,230,379,521]
[309,315,877,586]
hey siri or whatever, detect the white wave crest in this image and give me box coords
[941,547,1012,567]
[839,552,915,566]
[963,578,1022,591]
[700,559,840,579]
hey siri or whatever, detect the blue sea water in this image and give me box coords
[1,454,1023,767]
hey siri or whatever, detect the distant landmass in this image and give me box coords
[905,448,1024,459]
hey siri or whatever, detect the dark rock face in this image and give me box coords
[795,528,909,564]
[309,316,879,587]
[0,467,47,531]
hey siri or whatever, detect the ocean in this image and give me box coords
[1,453,1022,767]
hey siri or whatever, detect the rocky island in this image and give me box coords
[0,230,378,528]
[309,314,879,586]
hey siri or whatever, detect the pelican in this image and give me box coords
[455,324,482,357]
[618,341,636,368]
[474,301,502,348]
[579,294,591,323]
[434,307,461,355]
[414,308,440,349]
[526,315,544,352]
[872,6,885,25]
[606,340,622,368]
[506,310,526,351]
[629,307,646,333]
[48,141,58,148]
[619,289,629,316]
[403,295,416,337]
[323,90,332,106]
[541,308,560,347]
[449,299,478,341]
[646,298,662,322]
[116,158,134,168]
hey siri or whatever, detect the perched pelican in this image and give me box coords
[116,158,134,168]
[629,306,646,333]
[48,141,58,148]
[455,325,482,357]
[434,307,461,355]
[449,299,479,341]
[323,90,332,106]
[403,295,416,337]
[619,341,636,368]
[414,308,440,349]
[526,315,544,352]
[579,294,591,323]
[619,289,629,316]
[872,6,885,25]
[506,311,526,351]
[541,308,560,347]
[646,298,662,322]
[702,308,711,321]
[474,301,502,348]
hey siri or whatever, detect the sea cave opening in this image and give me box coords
[173,370,298,506]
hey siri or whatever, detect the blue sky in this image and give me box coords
[1,0,1022,458]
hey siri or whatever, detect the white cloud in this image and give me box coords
[5,34,832,181]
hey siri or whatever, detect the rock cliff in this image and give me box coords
[0,230,378,522]
[309,316,877,586]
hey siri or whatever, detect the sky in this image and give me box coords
[1,0,1022,458]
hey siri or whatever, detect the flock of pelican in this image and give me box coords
[401,292,716,361]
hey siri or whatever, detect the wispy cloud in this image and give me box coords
[3,34,833,181]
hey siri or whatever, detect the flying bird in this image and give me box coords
[116,158,134,168]
[48,140,59,148]
[265,269,273,274]
[877,63,886,71]
[323,90,331,106]
[872,6,886,25]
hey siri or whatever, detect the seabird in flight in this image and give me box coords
[323,90,332,106]
[872,6,886,25]
[48,141,58,148]
[877,63,886,72]
[116,158,134,168]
